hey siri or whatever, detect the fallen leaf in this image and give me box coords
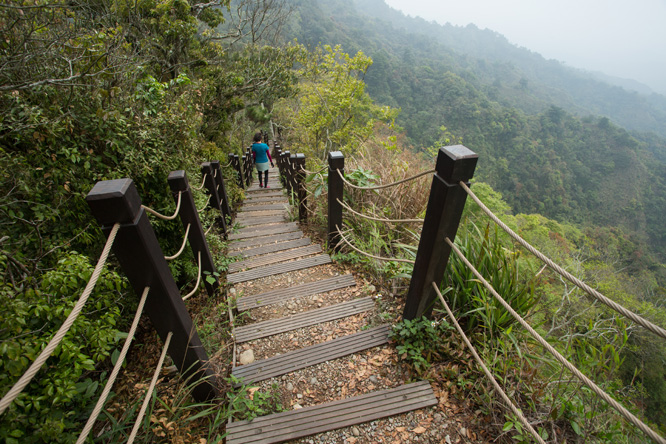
[412,426,427,434]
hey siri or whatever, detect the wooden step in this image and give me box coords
[240,203,288,212]
[225,381,437,444]
[233,297,374,343]
[229,223,299,241]
[236,215,288,228]
[229,238,312,259]
[227,255,331,284]
[243,196,288,204]
[236,210,284,220]
[232,325,390,386]
[228,232,304,252]
[246,185,283,193]
[246,190,284,198]
[236,274,356,311]
[228,245,322,274]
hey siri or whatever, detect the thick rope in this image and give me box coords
[182,251,202,301]
[165,223,191,261]
[142,192,182,221]
[0,223,121,415]
[335,225,415,264]
[205,222,215,236]
[459,181,666,340]
[194,173,208,191]
[302,165,327,175]
[336,198,424,224]
[126,331,173,444]
[433,282,546,444]
[336,168,435,191]
[445,237,666,444]
[76,286,150,444]
[197,195,212,213]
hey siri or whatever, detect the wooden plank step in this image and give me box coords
[225,381,437,444]
[236,274,356,310]
[236,215,287,227]
[228,245,322,273]
[246,190,284,199]
[227,232,303,252]
[227,255,332,284]
[232,325,390,386]
[240,203,288,212]
[246,185,283,193]
[236,210,284,220]
[243,196,288,204]
[233,297,373,343]
[229,223,299,241]
[229,238,312,259]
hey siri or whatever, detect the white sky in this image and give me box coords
[384,0,666,94]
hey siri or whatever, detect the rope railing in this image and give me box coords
[142,192,182,221]
[459,181,666,340]
[197,195,211,213]
[76,286,150,444]
[193,173,208,191]
[182,251,202,301]
[303,165,327,176]
[335,225,415,264]
[205,222,215,236]
[0,223,121,415]
[165,223,191,261]
[126,331,173,444]
[336,167,435,191]
[336,198,424,224]
[432,282,546,444]
[444,237,666,444]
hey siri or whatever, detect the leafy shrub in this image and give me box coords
[391,316,453,376]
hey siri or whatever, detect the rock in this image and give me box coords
[367,285,376,293]
[229,287,236,296]
[434,413,442,422]
[161,365,178,376]
[293,403,302,410]
[239,349,255,365]
[287,304,294,310]
[297,393,303,399]
[369,375,378,383]
[445,435,452,444]
[460,427,466,437]
[286,382,294,391]
[310,377,318,385]
[352,427,360,436]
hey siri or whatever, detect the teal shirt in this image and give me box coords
[252,143,270,164]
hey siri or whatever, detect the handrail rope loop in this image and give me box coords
[213,168,218,178]
[336,168,436,191]
[445,237,666,444]
[0,222,121,415]
[432,282,546,444]
[222,160,233,168]
[182,251,202,301]
[142,191,182,221]
[76,286,150,444]
[197,195,212,213]
[205,222,215,236]
[126,331,173,444]
[459,181,666,340]
[302,165,327,175]
[336,198,424,224]
[194,173,208,191]
[165,223,191,261]
[335,225,415,264]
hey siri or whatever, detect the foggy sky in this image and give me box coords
[384,0,666,95]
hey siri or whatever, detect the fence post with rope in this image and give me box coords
[168,170,219,296]
[211,160,232,223]
[201,162,228,236]
[281,150,290,191]
[403,145,478,320]
[294,153,307,222]
[86,178,218,401]
[328,151,344,252]
[229,153,244,189]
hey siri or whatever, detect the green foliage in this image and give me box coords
[390,316,453,377]
[226,377,284,421]
[0,252,129,443]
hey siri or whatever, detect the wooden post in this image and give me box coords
[86,179,218,401]
[211,160,231,222]
[328,151,344,252]
[281,151,290,192]
[289,153,298,197]
[168,170,219,296]
[230,153,244,188]
[294,153,307,222]
[201,162,227,236]
[403,145,478,320]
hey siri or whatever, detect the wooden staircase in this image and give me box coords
[226,173,437,443]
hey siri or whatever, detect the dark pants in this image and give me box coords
[259,170,268,186]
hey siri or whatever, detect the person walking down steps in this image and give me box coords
[251,132,274,188]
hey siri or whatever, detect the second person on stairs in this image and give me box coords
[251,132,274,188]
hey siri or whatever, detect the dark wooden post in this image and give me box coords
[86,179,218,401]
[289,153,298,196]
[403,145,478,320]
[294,153,307,222]
[281,151,290,192]
[201,162,227,236]
[168,170,218,296]
[241,154,249,187]
[328,151,344,252]
[230,153,244,188]
[211,160,231,222]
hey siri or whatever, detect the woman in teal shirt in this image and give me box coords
[251,132,274,188]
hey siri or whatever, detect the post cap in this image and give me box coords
[86,178,142,226]
[168,170,189,192]
[436,145,478,183]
